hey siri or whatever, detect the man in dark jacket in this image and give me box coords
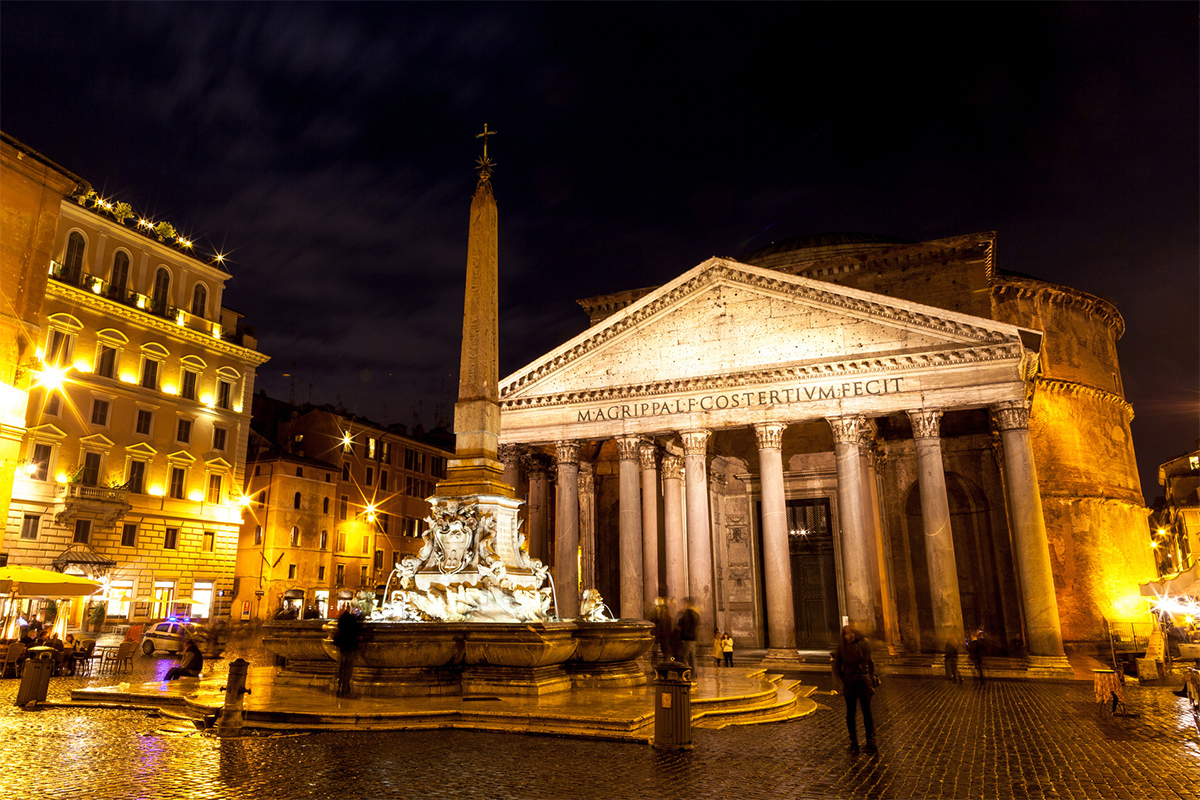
[834,624,877,754]
[678,598,700,673]
[333,607,362,696]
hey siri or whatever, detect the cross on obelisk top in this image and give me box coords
[475,123,497,178]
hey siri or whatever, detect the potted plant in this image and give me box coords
[89,602,107,634]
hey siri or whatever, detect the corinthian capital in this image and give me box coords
[638,442,659,471]
[680,429,710,456]
[753,422,786,451]
[662,455,685,481]
[555,440,581,465]
[497,444,522,468]
[615,435,642,461]
[990,399,1031,432]
[826,415,865,445]
[907,409,943,440]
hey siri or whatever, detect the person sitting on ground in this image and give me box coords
[165,639,204,680]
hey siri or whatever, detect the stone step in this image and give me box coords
[694,678,817,729]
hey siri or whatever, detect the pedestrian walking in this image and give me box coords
[678,597,699,674]
[721,632,734,667]
[333,606,362,696]
[968,632,986,684]
[649,597,673,662]
[833,624,877,755]
[944,638,962,683]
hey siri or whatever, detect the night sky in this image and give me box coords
[3,3,1195,501]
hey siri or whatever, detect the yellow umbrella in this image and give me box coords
[0,565,102,598]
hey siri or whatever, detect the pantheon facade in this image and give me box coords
[497,233,1151,665]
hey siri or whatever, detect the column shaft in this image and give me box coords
[640,443,662,616]
[555,441,581,619]
[616,437,644,620]
[830,416,879,636]
[756,423,796,653]
[662,456,687,603]
[528,464,549,563]
[682,430,715,637]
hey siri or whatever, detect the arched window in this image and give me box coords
[111,251,130,294]
[192,284,207,318]
[323,497,330,514]
[64,232,85,273]
[290,526,300,547]
[293,491,302,510]
[152,268,171,311]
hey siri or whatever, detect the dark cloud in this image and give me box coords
[3,2,1195,498]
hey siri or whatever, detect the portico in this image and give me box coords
[498,257,1068,667]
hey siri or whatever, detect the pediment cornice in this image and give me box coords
[502,258,1016,400]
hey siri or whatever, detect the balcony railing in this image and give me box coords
[58,483,130,504]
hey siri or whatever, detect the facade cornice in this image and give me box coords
[992,276,1125,339]
[45,280,270,366]
[504,259,1014,399]
[501,341,1023,411]
[1035,377,1134,422]
[770,233,995,285]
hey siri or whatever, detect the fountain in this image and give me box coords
[263,128,652,696]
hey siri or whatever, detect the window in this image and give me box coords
[46,328,73,366]
[257,490,265,510]
[290,526,300,547]
[360,566,368,586]
[136,409,153,435]
[73,518,91,544]
[336,564,345,586]
[365,467,373,486]
[164,527,178,549]
[414,451,425,473]
[323,497,330,514]
[45,394,61,416]
[152,267,171,311]
[367,437,377,459]
[318,565,326,581]
[169,467,185,499]
[97,345,118,379]
[192,284,207,317]
[81,451,101,486]
[181,370,197,401]
[404,448,414,470]
[254,465,261,476]
[341,462,349,481]
[380,470,388,491]
[254,525,263,546]
[91,398,110,426]
[217,380,232,410]
[380,513,389,533]
[336,531,347,552]
[374,550,383,570]
[288,564,297,580]
[296,467,303,478]
[361,535,369,554]
[342,434,352,454]
[213,426,227,451]
[207,473,222,504]
[127,460,146,494]
[110,251,129,294]
[339,495,348,521]
[431,456,447,479]
[30,443,51,481]
[64,231,85,272]
[20,514,39,540]
[141,358,159,390]
[177,419,192,444]
[121,523,137,547]
[320,530,328,550]
[293,491,302,510]
[203,531,215,552]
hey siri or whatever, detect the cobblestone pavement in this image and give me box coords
[0,635,1196,799]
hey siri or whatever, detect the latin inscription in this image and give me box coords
[576,378,905,422]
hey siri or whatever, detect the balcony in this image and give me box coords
[47,261,252,346]
[54,482,131,528]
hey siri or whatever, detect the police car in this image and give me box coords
[140,619,208,655]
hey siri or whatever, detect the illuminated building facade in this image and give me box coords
[232,397,452,622]
[1150,448,1199,579]
[0,132,268,627]
[499,233,1152,667]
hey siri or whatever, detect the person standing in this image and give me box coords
[678,598,699,674]
[649,597,673,662]
[834,624,877,755]
[968,632,986,685]
[721,632,734,667]
[944,638,962,683]
[333,607,362,697]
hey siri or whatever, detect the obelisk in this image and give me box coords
[436,124,514,500]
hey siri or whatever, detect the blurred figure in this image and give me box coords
[944,638,962,683]
[166,639,204,680]
[649,597,673,662]
[678,598,699,673]
[333,607,362,697]
[968,632,986,684]
[834,624,877,755]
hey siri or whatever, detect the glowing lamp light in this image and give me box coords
[237,494,252,508]
[200,392,214,407]
[119,372,137,384]
[72,359,92,373]
[213,253,225,264]
[176,311,186,326]
[211,324,222,339]
[177,237,192,248]
[233,403,243,413]
[91,282,102,294]
[188,489,204,502]
[161,383,178,395]
[148,485,165,497]
[34,364,70,391]
[1150,540,1159,549]
[136,295,146,309]
[55,472,69,484]
[23,462,37,476]
[342,432,353,449]
[1157,528,1167,536]
[365,504,377,522]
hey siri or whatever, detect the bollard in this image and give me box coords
[15,647,55,707]
[217,657,252,737]
[653,660,693,750]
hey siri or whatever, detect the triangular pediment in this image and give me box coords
[205,456,233,470]
[126,442,158,457]
[501,257,1028,400]
[167,450,197,464]
[78,433,115,449]
[29,424,68,440]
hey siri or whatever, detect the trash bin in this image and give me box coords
[653,660,693,750]
[16,646,55,707]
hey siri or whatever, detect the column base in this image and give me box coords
[1024,654,1074,678]
[759,648,805,669]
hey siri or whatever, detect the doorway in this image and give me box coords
[758,498,840,649]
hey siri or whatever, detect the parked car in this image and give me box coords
[140,619,209,655]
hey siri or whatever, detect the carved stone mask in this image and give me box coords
[436,518,472,574]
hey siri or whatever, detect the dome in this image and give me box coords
[742,232,909,266]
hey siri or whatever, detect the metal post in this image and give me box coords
[217,657,251,737]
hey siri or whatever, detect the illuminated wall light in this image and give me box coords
[211,324,222,339]
[200,392,214,407]
[23,463,37,476]
[34,364,69,391]
[72,359,92,373]
[34,347,45,360]
[148,485,165,497]
[119,372,137,384]
[136,296,146,309]
[91,282,102,294]
[233,403,243,413]
[176,311,186,326]
[55,472,69,484]
[188,489,204,502]
[161,383,178,395]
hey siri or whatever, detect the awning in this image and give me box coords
[51,544,117,575]
[1139,561,1200,598]
[0,565,102,598]
[284,589,305,599]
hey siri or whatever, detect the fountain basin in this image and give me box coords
[261,620,337,687]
